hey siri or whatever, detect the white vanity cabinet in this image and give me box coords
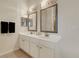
[19,35,30,54]
[39,45,53,58]
[39,39,55,58]
[29,38,55,58]
[29,37,40,58]
[19,34,57,58]
[30,41,39,58]
[24,37,30,53]
[30,40,54,58]
[19,35,25,50]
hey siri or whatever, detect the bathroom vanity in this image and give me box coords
[19,33,61,58]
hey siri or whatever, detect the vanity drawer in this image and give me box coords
[30,37,40,45]
[39,39,55,49]
[19,34,26,39]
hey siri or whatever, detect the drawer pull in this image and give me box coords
[39,47,42,48]
[22,40,25,41]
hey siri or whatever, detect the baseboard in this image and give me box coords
[0,48,19,56]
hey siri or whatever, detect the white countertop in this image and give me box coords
[19,33,61,43]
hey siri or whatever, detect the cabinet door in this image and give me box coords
[19,36,25,50]
[24,39,30,54]
[19,35,30,54]
[40,45,54,58]
[30,41,39,58]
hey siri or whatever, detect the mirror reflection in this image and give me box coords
[40,4,57,33]
[28,12,37,31]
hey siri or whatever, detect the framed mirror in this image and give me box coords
[40,4,58,33]
[21,17,29,27]
[28,12,37,31]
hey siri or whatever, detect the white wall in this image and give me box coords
[19,0,29,33]
[57,0,79,58]
[0,0,20,56]
[0,0,30,56]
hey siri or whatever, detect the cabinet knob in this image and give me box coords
[37,45,39,47]
[22,39,25,41]
[39,47,42,49]
[36,45,42,49]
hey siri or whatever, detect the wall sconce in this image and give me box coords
[29,5,37,13]
[41,0,48,8]
[41,0,57,9]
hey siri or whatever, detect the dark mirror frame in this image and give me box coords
[40,4,58,33]
[28,12,37,31]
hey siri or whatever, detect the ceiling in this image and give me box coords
[25,0,42,7]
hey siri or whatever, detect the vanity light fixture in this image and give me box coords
[41,0,48,8]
